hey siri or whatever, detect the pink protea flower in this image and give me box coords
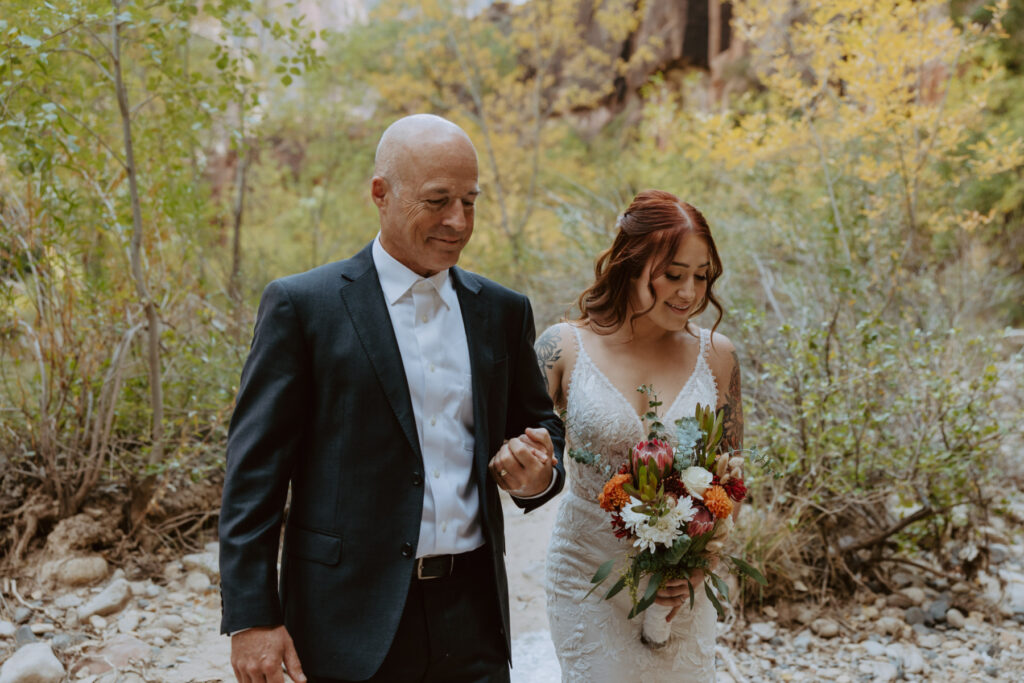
[631,439,674,478]
[687,503,715,537]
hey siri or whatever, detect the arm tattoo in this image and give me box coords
[721,349,744,454]
[534,327,562,391]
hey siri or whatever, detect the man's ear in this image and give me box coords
[370,176,388,209]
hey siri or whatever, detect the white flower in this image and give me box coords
[620,496,697,554]
[680,466,713,500]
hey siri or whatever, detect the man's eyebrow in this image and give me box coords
[670,261,711,268]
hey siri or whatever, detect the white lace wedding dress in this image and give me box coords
[545,324,719,682]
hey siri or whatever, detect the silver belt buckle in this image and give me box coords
[416,555,454,580]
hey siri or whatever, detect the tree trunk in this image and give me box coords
[112,2,164,471]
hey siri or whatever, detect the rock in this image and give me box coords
[0,621,14,637]
[184,571,212,593]
[43,513,119,556]
[141,626,174,641]
[28,623,54,635]
[53,555,109,587]
[950,581,971,594]
[750,621,777,640]
[89,615,107,631]
[926,594,952,622]
[868,660,898,682]
[901,644,927,674]
[148,613,184,633]
[989,543,1010,564]
[876,616,903,636]
[0,642,65,683]
[182,551,219,578]
[946,607,967,629]
[862,640,885,656]
[904,607,928,626]
[900,587,926,605]
[861,605,880,619]
[891,572,915,587]
[78,578,131,620]
[13,607,32,624]
[71,634,152,676]
[163,560,185,582]
[793,630,813,651]
[53,593,83,609]
[795,605,816,625]
[13,626,37,646]
[117,610,142,634]
[917,632,943,649]
[811,618,840,638]
[63,609,79,628]
[951,654,975,668]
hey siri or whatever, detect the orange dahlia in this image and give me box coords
[704,485,734,519]
[599,474,632,512]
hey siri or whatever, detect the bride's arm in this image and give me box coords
[533,323,568,411]
[708,331,743,453]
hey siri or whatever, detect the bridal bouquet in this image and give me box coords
[579,390,766,647]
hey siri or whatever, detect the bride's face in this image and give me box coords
[634,234,710,332]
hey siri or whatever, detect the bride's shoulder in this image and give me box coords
[536,321,579,363]
[699,327,739,378]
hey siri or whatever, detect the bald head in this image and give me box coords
[374,114,476,192]
[370,114,480,276]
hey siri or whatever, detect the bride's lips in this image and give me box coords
[666,301,690,315]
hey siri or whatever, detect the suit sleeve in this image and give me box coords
[219,280,310,634]
[507,296,566,512]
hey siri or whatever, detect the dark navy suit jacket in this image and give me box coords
[218,243,565,679]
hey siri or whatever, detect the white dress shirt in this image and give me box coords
[372,237,484,557]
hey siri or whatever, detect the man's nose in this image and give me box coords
[442,201,468,230]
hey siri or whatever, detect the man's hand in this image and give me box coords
[231,626,306,683]
[489,426,554,497]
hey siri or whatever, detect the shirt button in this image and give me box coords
[420,314,428,323]
[401,542,414,558]
[430,416,437,426]
[412,472,423,486]
[433,469,440,479]
[429,363,436,372]
[441,521,448,532]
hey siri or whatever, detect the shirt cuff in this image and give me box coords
[512,469,557,500]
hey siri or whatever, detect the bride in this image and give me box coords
[535,189,744,681]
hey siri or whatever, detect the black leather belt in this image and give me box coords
[416,554,456,580]
[415,546,487,580]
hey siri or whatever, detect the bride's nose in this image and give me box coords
[676,278,694,298]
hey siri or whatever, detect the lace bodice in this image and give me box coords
[545,324,720,682]
[563,324,719,501]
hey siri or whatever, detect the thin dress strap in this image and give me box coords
[699,327,711,365]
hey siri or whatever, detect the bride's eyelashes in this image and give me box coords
[664,273,708,282]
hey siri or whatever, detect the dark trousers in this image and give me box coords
[311,545,510,683]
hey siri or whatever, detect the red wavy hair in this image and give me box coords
[576,189,724,336]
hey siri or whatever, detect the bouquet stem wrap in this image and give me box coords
[641,603,673,648]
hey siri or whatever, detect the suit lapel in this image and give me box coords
[338,245,422,463]
[452,268,493,489]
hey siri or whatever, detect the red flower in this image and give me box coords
[610,512,631,538]
[631,439,674,477]
[687,504,715,537]
[723,478,747,502]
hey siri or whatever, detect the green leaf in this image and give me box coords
[604,576,626,600]
[281,74,293,86]
[590,559,615,585]
[710,571,730,601]
[705,581,726,620]
[730,556,768,585]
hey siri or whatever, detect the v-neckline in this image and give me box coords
[573,328,702,432]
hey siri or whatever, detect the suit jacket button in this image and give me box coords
[402,542,414,558]
[412,472,423,486]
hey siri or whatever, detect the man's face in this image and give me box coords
[374,137,479,277]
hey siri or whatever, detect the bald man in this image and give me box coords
[219,114,565,682]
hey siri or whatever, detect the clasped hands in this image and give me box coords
[488,426,554,497]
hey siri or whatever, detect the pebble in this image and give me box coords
[810,618,840,638]
[78,578,131,620]
[0,621,14,638]
[750,621,777,640]
[89,614,108,631]
[12,607,32,624]
[0,642,65,683]
[184,571,212,593]
[946,607,967,629]
[13,625,37,646]
[876,616,903,635]
[29,623,55,635]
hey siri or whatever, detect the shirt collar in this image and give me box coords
[372,235,456,309]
